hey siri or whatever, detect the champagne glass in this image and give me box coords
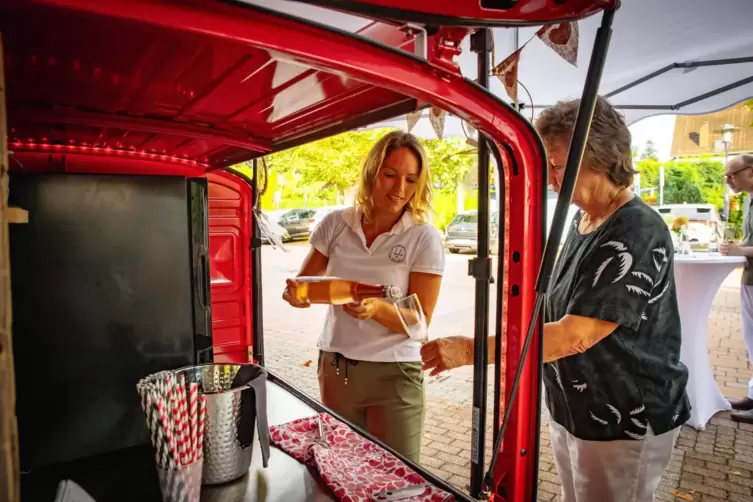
[394,294,449,383]
[395,294,429,344]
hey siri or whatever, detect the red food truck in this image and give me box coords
[0,1,618,501]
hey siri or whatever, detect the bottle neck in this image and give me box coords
[352,283,388,299]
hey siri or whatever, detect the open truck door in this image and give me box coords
[1,1,618,500]
[289,0,610,25]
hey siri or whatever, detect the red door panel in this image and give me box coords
[205,170,254,364]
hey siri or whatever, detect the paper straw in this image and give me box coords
[189,383,198,463]
[197,394,207,460]
[168,382,186,466]
[156,395,178,467]
[178,374,190,465]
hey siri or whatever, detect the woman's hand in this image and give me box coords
[282,279,311,308]
[720,241,744,256]
[420,336,474,376]
[343,298,383,320]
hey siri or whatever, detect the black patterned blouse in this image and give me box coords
[544,197,691,441]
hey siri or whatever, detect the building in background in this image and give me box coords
[671,103,753,160]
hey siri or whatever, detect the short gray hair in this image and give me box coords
[535,96,638,188]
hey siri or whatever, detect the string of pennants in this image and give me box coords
[406,21,579,138]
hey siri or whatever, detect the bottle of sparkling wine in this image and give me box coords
[294,276,402,305]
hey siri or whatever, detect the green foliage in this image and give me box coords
[432,192,457,231]
[636,157,661,188]
[266,129,388,197]
[237,128,476,216]
[662,158,725,208]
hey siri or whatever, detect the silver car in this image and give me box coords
[443,210,499,254]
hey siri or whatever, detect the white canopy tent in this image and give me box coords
[277,0,752,136]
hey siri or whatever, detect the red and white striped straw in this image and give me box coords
[197,394,207,460]
[155,395,178,467]
[168,382,186,466]
[189,383,198,463]
[178,374,191,465]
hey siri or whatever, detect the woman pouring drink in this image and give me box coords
[421,97,690,502]
[282,131,445,463]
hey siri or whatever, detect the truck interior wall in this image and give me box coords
[9,152,255,363]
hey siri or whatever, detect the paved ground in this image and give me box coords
[261,241,753,501]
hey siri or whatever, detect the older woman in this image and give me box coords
[282,131,445,462]
[421,97,690,502]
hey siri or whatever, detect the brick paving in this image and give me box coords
[262,244,753,501]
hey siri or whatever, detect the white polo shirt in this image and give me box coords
[308,207,445,362]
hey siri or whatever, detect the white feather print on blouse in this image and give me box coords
[590,411,608,425]
[626,284,651,297]
[607,404,622,424]
[631,271,654,286]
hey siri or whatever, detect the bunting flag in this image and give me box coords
[429,106,447,138]
[492,49,521,102]
[536,22,579,67]
[406,110,422,133]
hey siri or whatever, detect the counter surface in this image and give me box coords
[21,375,476,502]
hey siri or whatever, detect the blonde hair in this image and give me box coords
[536,96,637,188]
[355,130,432,224]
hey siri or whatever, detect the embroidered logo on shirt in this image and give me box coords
[388,245,407,263]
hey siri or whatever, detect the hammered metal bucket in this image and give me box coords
[173,363,269,486]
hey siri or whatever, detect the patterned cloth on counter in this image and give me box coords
[269,413,453,502]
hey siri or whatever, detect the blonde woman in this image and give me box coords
[282,131,445,462]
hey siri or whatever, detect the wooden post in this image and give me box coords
[0,33,20,502]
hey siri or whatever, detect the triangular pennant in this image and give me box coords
[536,22,579,66]
[429,107,447,139]
[492,49,520,102]
[406,110,422,133]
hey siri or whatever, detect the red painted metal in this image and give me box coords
[491,142,544,502]
[293,0,617,25]
[1,0,570,499]
[206,170,255,364]
[2,0,420,168]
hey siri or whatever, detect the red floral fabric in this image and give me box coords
[270,413,453,502]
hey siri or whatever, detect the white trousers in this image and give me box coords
[549,419,677,502]
[740,286,753,399]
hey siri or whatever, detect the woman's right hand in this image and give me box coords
[282,278,311,308]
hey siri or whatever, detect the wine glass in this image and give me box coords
[394,294,449,383]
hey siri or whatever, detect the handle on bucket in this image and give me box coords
[232,365,271,468]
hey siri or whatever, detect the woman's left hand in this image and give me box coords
[343,298,383,320]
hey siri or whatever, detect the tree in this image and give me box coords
[660,158,725,206]
[640,140,658,161]
[236,128,477,213]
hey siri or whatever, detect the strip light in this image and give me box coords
[9,139,210,167]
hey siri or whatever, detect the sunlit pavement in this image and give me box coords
[262,241,753,501]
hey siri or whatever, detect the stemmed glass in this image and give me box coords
[394,294,449,383]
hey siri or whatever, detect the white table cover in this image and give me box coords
[674,254,746,429]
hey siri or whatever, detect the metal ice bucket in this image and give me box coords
[173,363,268,485]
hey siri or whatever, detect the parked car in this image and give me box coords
[656,203,722,250]
[278,208,317,241]
[309,205,349,233]
[444,210,499,254]
[259,211,290,245]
